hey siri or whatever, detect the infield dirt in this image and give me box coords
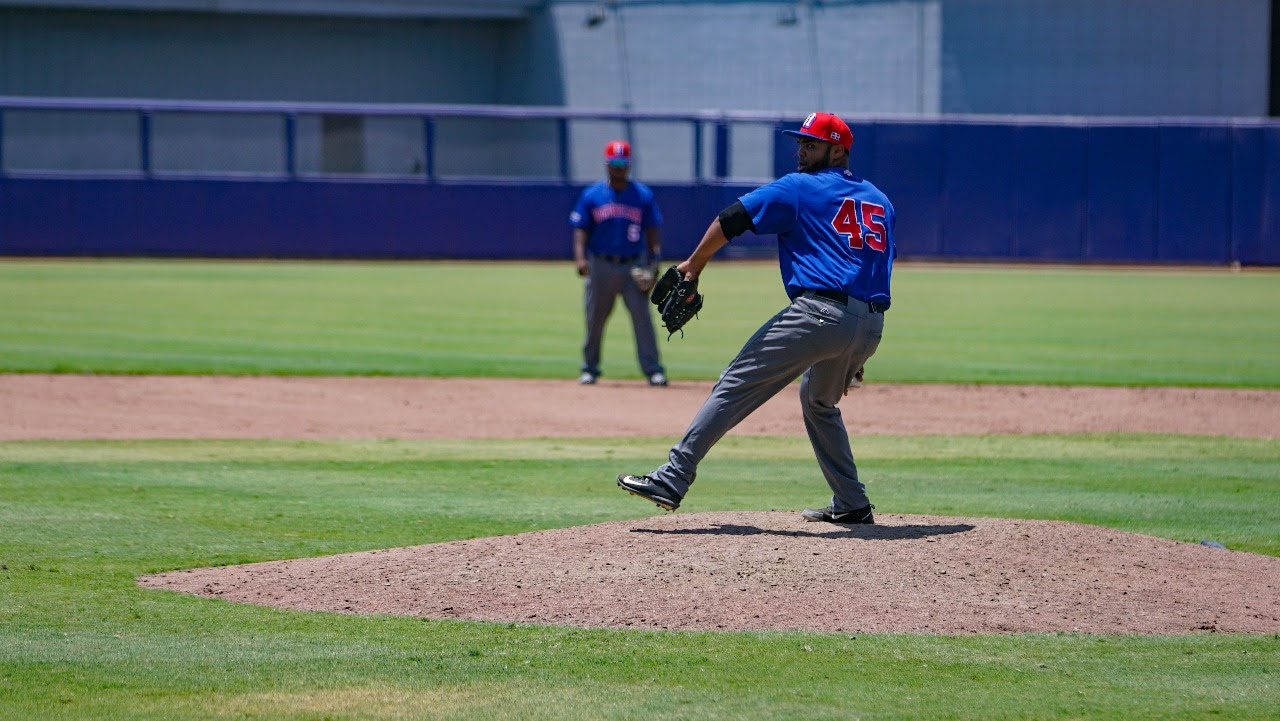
[3,374,1277,440]
[5,374,1277,634]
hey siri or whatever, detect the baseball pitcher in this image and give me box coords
[618,112,895,524]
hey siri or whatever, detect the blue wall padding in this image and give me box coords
[0,177,757,261]
[940,123,1016,257]
[1231,126,1265,264]
[862,122,944,257]
[1265,127,1280,265]
[1230,125,1280,265]
[1156,125,1232,263]
[1084,125,1158,261]
[1012,124,1086,259]
[845,121,878,181]
[2,119,1278,264]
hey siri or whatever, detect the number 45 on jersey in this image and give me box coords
[831,198,887,252]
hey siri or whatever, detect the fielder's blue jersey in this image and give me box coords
[569,181,662,257]
[738,167,895,305]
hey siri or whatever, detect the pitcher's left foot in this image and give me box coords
[617,474,681,511]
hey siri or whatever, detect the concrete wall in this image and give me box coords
[551,0,942,116]
[0,7,563,104]
[548,0,1269,118]
[938,0,1271,116]
[3,1,1268,118]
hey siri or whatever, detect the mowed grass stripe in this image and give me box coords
[4,435,1277,564]
[1,259,1277,385]
[1,434,1278,720]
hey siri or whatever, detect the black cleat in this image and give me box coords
[800,504,875,525]
[617,474,681,511]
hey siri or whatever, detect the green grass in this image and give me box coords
[2,259,1277,386]
[2,435,1278,720]
[2,257,1278,718]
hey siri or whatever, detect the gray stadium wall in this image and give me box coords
[2,1,1270,119]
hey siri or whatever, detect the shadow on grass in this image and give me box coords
[630,522,975,540]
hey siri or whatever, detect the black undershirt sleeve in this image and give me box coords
[717,200,755,240]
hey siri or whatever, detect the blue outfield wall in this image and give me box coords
[0,177,750,261]
[2,115,1278,264]
[834,119,1280,265]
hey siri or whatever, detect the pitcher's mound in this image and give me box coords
[139,512,1280,634]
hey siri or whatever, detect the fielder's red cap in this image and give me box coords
[604,139,631,165]
[781,112,852,151]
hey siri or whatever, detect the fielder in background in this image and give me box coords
[570,139,668,387]
[618,112,895,525]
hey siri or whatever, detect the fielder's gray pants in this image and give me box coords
[582,254,664,378]
[650,293,884,511]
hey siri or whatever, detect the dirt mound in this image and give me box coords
[7,373,1271,634]
[139,511,1280,635]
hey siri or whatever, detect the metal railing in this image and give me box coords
[0,96,806,183]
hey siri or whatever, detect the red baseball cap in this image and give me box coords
[782,112,852,151]
[604,139,631,165]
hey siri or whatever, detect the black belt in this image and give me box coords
[799,289,890,314]
[596,254,640,264]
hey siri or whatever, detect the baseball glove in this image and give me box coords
[629,263,658,293]
[650,265,704,337]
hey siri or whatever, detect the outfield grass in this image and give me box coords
[2,436,1278,720]
[2,259,1277,386]
[2,258,1277,719]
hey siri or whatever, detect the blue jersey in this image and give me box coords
[739,167,895,305]
[570,181,662,257]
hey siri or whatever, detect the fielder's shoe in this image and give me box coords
[648,372,668,387]
[617,473,681,511]
[801,504,875,525]
[578,372,598,385]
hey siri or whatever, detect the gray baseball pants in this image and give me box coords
[649,292,884,511]
[582,254,663,378]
